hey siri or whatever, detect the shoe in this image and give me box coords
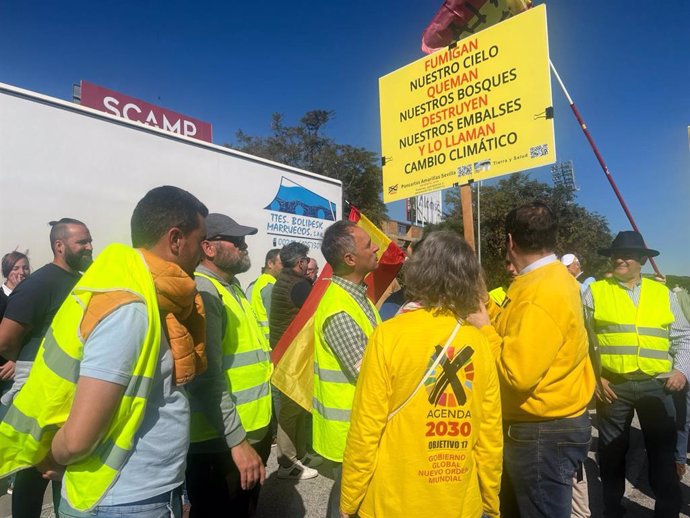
[676,462,687,479]
[301,452,324,468]
[277,459,318,480]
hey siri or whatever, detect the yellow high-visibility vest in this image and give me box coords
[0,244,161,511]
[591,278,674,376]
[249,273,276,343]
[194,273,272,432]
[312,282,380,462]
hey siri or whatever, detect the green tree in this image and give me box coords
[233,111,387,223]
[427,174,612,289]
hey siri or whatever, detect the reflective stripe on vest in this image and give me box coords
[312,282,380,462]
[591,278,673,376]
[194,273,273,433]
[489,286,507,306]
[0,244,161,511]
[249,273,275,342]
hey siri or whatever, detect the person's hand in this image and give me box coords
[339,511,351,518]
[0,361,15,380]
[36,450,65,481]
[596,377,618,404]
[466,303,490,328]
[665,369,687,392]
[230,440,265,490]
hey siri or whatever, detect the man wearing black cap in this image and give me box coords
[186,213,273,517]
[584,230,690,518]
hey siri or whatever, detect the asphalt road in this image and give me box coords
[3,410,690,517]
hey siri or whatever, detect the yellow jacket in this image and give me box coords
[341,309,502,518]
[481,260,594,421]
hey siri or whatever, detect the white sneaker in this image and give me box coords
[277,459,318,480]
[300,452,324,468]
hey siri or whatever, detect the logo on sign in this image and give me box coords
[265,177,336,221]
[264,177,337,250]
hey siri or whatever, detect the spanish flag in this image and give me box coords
[271,208,406,411]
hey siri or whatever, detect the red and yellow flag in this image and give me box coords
[271,208,406,411]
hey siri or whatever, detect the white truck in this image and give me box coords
[0,83,342,286]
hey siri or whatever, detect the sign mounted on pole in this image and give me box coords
[380,5,555,203]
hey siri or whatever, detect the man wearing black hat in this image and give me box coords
[584,230,690,518]
[186,213,273,517]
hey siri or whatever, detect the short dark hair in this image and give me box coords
[321,220,357,270]
[404,231,483,318]
[505,201,558,253]
[49,218,87,252]
[265,248,281,266]
[131,186,209,248]
[280,242,309,268]
[2,251,29,278]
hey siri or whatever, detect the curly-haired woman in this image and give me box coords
[340,231,502,518]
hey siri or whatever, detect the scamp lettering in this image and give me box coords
[103,96,198,137]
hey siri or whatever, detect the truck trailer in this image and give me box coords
[0,83,342,286]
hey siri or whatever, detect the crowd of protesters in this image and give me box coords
[0,189,689,518]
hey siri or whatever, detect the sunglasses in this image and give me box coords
[209,235,246,248]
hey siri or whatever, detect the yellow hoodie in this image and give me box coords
[341,309,502,518]
[481,260,594,421]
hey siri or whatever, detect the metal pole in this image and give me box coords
[460,184,475,250]
[477,181,482,263]
[549,60,662,277]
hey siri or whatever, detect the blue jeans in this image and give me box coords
[59,487,183,518]
[501,412,592,518]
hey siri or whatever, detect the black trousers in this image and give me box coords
[12,467,62,518]
[185,430,272,518]
[597,373,681,518]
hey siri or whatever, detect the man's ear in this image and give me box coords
[342,251,356,268]
[200,240,216,260]
[168,227,184,256]
[640,256,649,266]
[506,233,515,253]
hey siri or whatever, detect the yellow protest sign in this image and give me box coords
[380,5,555,203]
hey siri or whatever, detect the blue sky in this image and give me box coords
[1,1,688,274]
